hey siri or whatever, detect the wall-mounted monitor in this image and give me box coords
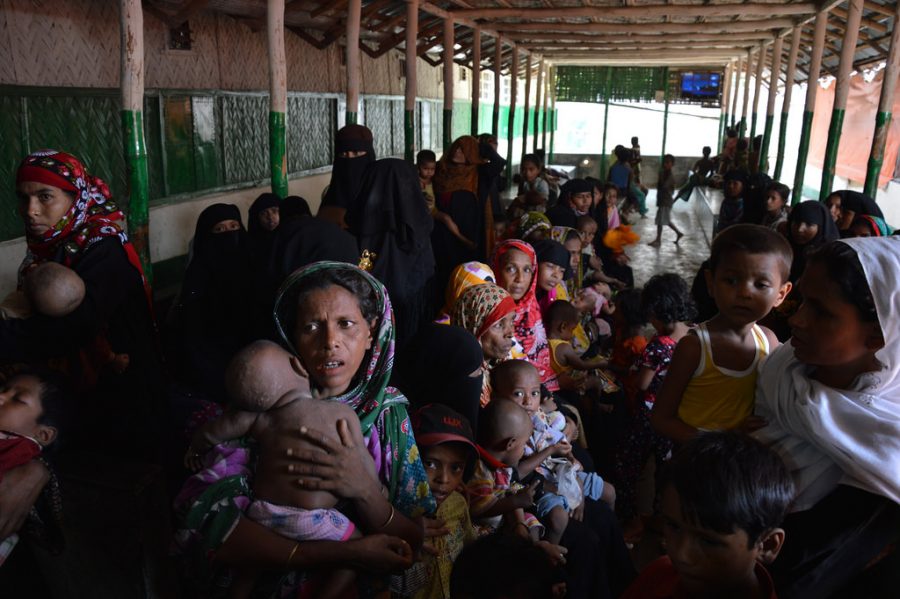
[680,71,721,100]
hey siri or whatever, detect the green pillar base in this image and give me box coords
[739,117,747,140]
[750,112,758,141]
[121,109,152,284]
[864,111,891,198]
[269,111,288,198]
[443,109,453,152]
[792,110,814,205]
[346,111,358,125]
[404,109,415,163]
[758,115,774,174]
[774,112,789,180]
[819,108,845,201]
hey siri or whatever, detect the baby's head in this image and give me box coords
[660,432,793,596]
[544,300,580,342]
[24,262,85,317]
[576,215,598,249]
[558,405,579,444]
[490,360,542,414]
[412,403,477,506]
[0,368,73,448]
[571,288,598,316]
[641,273,696,333]
[476,399,532,468]
[225,340,308,411]
[416,149,436,181]
[613,287,647,331]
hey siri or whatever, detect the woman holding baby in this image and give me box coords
[175,261,435,596]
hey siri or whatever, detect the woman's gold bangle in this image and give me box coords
[379,505,396,529]
[286,542,300,569]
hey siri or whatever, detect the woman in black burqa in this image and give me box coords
[317,124,376,229]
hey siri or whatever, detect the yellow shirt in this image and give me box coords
[549,338,574,378]
[414,491,476,599]
[677,323,769,431]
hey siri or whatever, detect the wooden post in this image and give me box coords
[120,0,152,282]
[549,65,557,163]
[740,49,753,138]
[506,46,519,186]
[542,63,550,152]
[267,0,288,198]
[493,34,501,137]
[820,0,863,200]
[404,0,418,162]
[775,27,801,180]
[759,35,783,173]
[750,42,767,141]
[719,62,732,153]
[864,0,900,197]
[661,66,670,163]
[443,17,454,150]
[345,0,362,124]
[521,53,532,160]
[599,67,612,178]
[471,26,481,135]
[730,56,742,129]
[793,11,827,204]
[534,58,544,152]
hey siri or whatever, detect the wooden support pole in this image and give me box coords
[345,0,362,123]
[493,34,502,137]
[864,0,900,197]
[661,67,670,164]
[507,47,519,186]
[471,27,481,135]
[120,0,152,282]
[719,62,732,153]
[404,0,418,162]
[775,27,801,180]
[793,11,827,204]
[730,56,742,128]
[541,63,550,152]
[521,53,532,160]
[740,49,753,138]
[549,66,557,163]
[820,0,863,200]
[534,58,544,152]
[600,68,612,178]
[759,35,783,173]
[750,42,767,141]
[443,17,453,150]
[267,0,288,198]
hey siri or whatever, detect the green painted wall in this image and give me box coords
[0,86,443,243]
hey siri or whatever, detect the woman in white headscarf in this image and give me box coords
[753,236,900,597]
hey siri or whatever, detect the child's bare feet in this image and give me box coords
[648,239,661,247]
[675,232,684,244]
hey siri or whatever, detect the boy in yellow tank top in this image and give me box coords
[651,225,793,444]
[545,300,608,392]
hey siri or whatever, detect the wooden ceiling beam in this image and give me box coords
[419,2,519,52]
[862,1,894,18]
[524,41,756,51]
[310,0,348,20]
[503,31,776,43]
[492,18,796,34]
[450,3,816,20]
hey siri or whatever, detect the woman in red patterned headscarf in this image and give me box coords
[1,149,165,456]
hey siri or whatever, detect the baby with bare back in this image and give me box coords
[186,340,373,596]
[1,261,86,319]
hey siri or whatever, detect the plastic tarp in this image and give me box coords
[808,69,900,187]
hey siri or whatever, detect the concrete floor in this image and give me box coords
[622,189,713,288]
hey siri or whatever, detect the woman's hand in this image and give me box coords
[535,540,568,566]
[286,419,381,502]
[349,534,414,573]
[0,460,49,539]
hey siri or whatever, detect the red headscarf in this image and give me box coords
[491,239,556,391]
[15,149,151,304]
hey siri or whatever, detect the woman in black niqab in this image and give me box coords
[317,124,376,229]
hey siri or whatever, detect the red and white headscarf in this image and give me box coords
[15,150,149,301]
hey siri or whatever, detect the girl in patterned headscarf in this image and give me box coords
[435,261,496,324]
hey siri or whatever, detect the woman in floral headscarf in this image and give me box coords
[451,283,517,407]
[0,149,166,542]
[174,261,434,597]
[435,261,496,324]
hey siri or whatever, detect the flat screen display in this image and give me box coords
[680,72,721,99]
